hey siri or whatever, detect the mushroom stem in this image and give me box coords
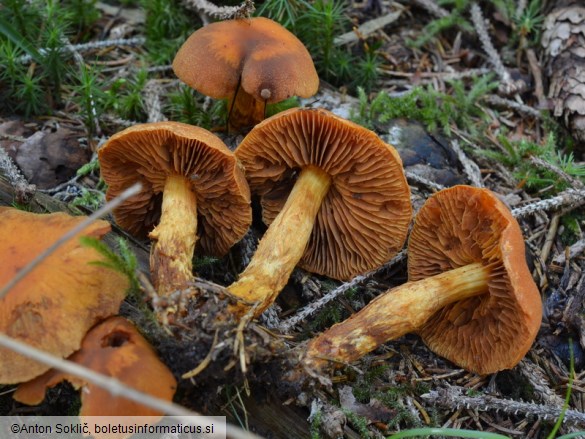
[149,174,198,297]
[228,86,266,133]
[304,262,491,370]
[228,165,332,316]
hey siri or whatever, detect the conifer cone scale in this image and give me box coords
[542,0,585,148]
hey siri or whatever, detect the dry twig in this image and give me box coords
[278,251,406,333]
[334,10,403,46]
[422,384,585,427]
[0,146,36,204]
[484,94,544,119]
[17,37,146,64]
[541,213,562,267]
[518,359,566,407]
[529,156,585,189]
[451,139,483,187]
[405,171,445,191]
[469,3,523,95]
[525,48,547,109]
[144,80,168,123]
[511,189,585,218]
[554,239,585,265]
[411,0,449,18]
[181,0,255,21]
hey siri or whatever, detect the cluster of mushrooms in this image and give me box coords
[99,16,543,377]
[0,15,543,424]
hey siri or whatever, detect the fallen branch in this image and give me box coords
[405,171,445,191]
[144,80,168,123]
[412,0,449,18]
[529,156,585,190]
[484,94,544,119]
[517,359,566,407]
[553,239,585,265]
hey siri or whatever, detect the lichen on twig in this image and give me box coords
[143,80,168,123]
[469,3,523,95]
[511,189,585,218]
[181,0,255,20]
[17,37,146,64]
[422,383,585,427]
[0,145,36,204]
[451,139,483,187]
[278,251,406,333]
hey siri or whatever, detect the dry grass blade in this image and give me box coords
[0,182,142,300]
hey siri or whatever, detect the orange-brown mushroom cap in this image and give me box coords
[172,17,319,104]
[98,121,251,256]
[408,185,542,374]
[235,107,412,280]
[15,317,177,439]
[0,208,129,384]
[14,316,177,409]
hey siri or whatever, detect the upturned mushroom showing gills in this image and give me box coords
[172,17,319,132]
[98,121,251,304]
[302,186,542,376]
[0,208,129,384]
[231,107,412,317]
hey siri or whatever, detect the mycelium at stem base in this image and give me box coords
[303,262,492,372]
[228,165,331,317]
[149,174,198,298]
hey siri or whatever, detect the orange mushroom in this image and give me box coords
[229,107,411,317]
[98,122,251,304]
[172,17,319,132]
[14,317,177,439]
[302,186,542,375]
[0,208,129,384]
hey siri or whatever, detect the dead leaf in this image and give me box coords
[15,127,90,189]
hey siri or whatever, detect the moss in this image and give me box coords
[352,75,498,136]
